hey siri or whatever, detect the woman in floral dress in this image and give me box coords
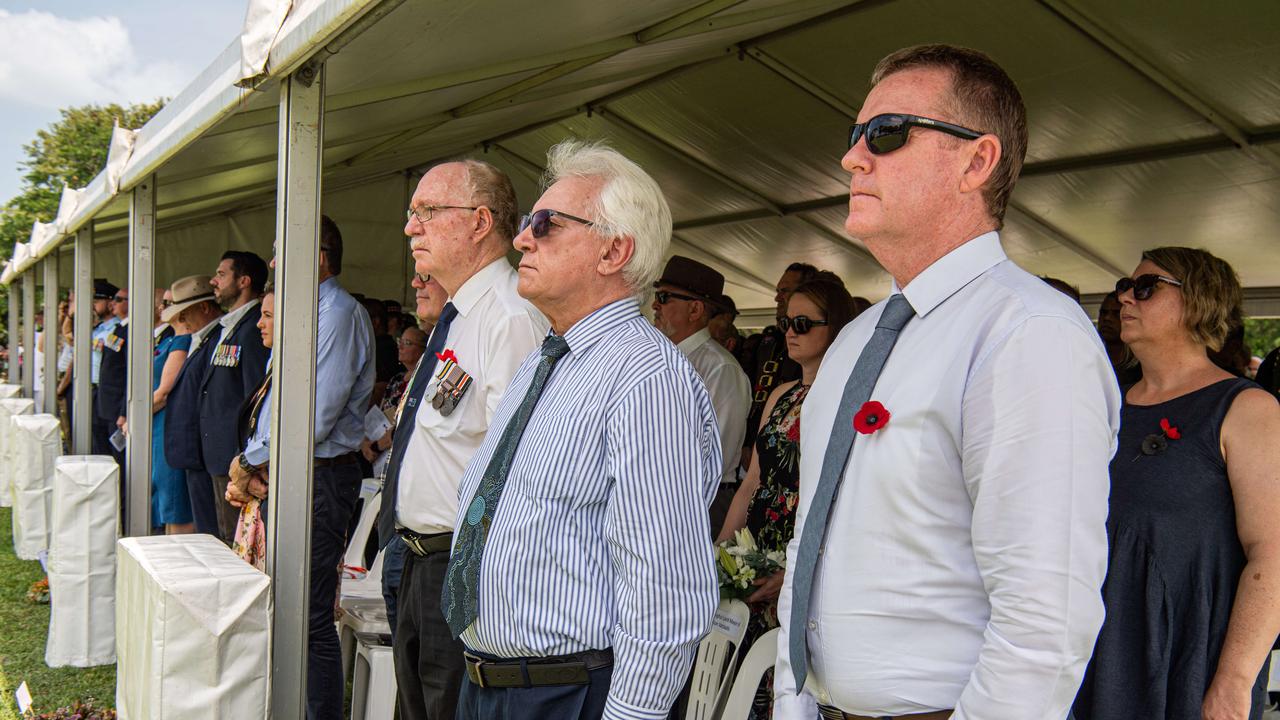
[718,273,858,713]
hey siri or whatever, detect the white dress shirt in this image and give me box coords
[774,232,1121,719]
[677,328,750,484]
[397,259,548,534]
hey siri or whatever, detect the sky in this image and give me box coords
[0,1,248,202]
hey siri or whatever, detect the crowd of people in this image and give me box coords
[11,41,1280,720]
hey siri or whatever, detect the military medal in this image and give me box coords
[430,352,474,417]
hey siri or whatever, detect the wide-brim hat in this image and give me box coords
[653,255,724,302]
[161,275,216,323]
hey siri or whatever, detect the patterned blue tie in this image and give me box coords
[376,302,457,548]
[442,334,571,638]
[788,293,915,690]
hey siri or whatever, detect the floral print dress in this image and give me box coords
[745,381,808,633]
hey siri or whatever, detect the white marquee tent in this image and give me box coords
[2,0,1278,716]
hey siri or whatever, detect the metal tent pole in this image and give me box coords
[125,177,156,537]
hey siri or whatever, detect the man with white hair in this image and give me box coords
[441,141,721,720]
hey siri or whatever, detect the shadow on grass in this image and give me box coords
[0,507,115,716]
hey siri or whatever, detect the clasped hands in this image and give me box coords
[226,454,269,508]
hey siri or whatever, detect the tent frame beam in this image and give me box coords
[21,272,35,397]
[72,228,93,454]
[125,176,157,538]
[267,63,325,720]
[41,257,58,414]
[1038,0,1280,175]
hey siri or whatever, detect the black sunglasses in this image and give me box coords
[777,314,829,335]
[655,290,701,305]
[849,113,984,155]
[112,294,128,302]
[518,209,594,239]
[1115,274,1183,301]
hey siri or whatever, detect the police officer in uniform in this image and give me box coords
[97,287,129,477]
[87,279,121,459]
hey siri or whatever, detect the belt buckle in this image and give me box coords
[463,652,487,688]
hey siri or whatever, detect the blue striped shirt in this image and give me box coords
[454,298,721,720]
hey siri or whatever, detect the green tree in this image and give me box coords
[0,100,164,345]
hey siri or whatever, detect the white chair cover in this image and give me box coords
[0,397,36,509]
[0,384,21,399]
[116,534,270,719]
[9,414,60,559]
[46,455,119,667]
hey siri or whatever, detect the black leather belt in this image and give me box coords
[463,648,613,688]
[399,529,453,557]
[819,707,953,720]
[313,452,359,467]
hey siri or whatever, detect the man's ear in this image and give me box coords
[959,134,1002,196]
[472,206,495,244]
[597,234,635,278]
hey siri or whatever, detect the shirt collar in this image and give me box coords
[154,323,170,338]
[677,327,712,354]
[450,258,509,318]
[220,297,261,329]
[319,276,340,299]
[561,298,641,357]
[898,231,1006,318]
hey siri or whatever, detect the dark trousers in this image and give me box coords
[307,462,362,720]
[186,468,219,537]
[455,664,612,720]
[210,473,239,543]
[381,537,407,638]
[394,549,466,720]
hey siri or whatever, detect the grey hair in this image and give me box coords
[542,140,672,293]
[459,159,519,243]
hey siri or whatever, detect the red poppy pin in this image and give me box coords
[853,400,890,435]
[1159,417,1180,440]
[436,348,458,364]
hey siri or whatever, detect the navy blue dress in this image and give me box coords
[1074,377,1272,719]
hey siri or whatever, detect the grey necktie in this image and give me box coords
[441,334,571,639]
[788,293,915,690]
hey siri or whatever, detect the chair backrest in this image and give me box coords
[342,481,382,570]
[684,600,750,720]
[719,627,779,720]
[1269,649,1280,692]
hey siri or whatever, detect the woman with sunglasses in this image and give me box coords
[1075,247,1280,720]
[717,272,857,715]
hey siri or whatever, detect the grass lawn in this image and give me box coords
[0,506,115,717]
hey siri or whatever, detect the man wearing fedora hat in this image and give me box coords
[160,275,227,537]
[653,255,751,533]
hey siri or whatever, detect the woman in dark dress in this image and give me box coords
[1074,247,1280,720]
[717,273,857,716]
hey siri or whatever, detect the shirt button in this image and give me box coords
[818,546,824,555]
[808,620,817,630]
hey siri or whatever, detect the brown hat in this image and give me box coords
[653,255,724,302]
[713,293,738,317]
[160,275,216,323]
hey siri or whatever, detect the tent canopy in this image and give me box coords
[10,0,1280,320]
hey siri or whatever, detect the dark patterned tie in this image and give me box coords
[788,293,915,689]
[376,302,458,548]
[442,334,571,638]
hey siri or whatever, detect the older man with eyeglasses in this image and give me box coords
[442,141,720,720]
[380,159,548,720]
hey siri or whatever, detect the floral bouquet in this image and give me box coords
[27,577,50,604]
[716,528,786,601]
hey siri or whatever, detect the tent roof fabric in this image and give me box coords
[10,0,1280,317]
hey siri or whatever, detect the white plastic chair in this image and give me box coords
[342,479,382,571]
[720,628,779,720]
[685,600,750,720]
[350,636,397,720]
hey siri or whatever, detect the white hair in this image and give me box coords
[543,140,672,293]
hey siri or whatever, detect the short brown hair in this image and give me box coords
[1141,246,1242,352]
[791,271,857,353]
[461,159,519,242]
[871,44,1027,228]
